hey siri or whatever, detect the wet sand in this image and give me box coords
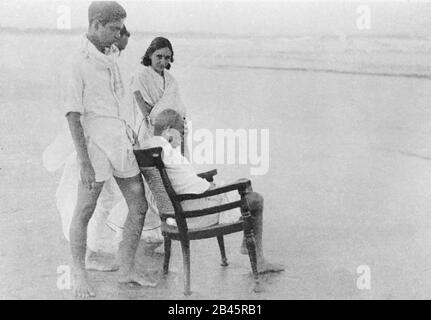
[2,34,431,299]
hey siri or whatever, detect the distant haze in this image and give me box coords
[2,0,431,36]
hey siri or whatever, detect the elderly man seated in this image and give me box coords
[140,109,285,274]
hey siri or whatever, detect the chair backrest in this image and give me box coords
[134,148,189,234]
[133,147,161,168]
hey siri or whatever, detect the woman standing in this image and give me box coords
[131,37,188,157]
[107,38,190,251]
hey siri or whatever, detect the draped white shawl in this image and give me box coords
[131,67,187,145]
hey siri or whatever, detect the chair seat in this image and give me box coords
[161,220,244,240]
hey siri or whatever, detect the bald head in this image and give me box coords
[153,109,184,136]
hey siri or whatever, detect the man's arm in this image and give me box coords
[66,112,95,190]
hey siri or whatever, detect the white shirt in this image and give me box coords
[61,37,135,164]
[142,136,210,194]
[62,50,122,119]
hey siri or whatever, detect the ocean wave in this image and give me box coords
[215,64,431,80]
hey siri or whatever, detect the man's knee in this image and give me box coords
[130,197,148,216]
[246,192,264,212]
[116,175,148,215]
[130,181,146,196]
[75,200,98,223]
[125,184,148,215]
[74,181,104,222]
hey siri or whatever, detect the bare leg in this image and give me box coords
[84,180,120,271]
[242,192,285,274]
[70,180,104,298]
[115,174,157,287]
[85,192,120,271]
[86,193,111,252]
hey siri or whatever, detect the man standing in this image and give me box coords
[63,1,155,298]
[115,25,130,53]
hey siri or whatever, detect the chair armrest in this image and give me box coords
[197,169,218,182]
[176,178,252,201]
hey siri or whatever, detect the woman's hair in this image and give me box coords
[141,37,174,70]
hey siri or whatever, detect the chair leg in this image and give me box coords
[217,236,229,266]
[244,230,259,288]
[163,236,172,275]
[180,239,191,295]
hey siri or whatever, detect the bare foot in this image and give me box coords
[72,271,96,298]
[257,260,285,275]
[118,270,158,287]
[85,251,119,272]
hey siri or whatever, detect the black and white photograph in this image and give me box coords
[2,0,431,301]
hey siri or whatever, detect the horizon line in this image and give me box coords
[1,25,430,40]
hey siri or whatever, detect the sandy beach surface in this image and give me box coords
[2,33,431,299]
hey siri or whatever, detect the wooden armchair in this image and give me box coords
[134,147,259,295]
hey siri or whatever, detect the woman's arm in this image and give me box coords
[133,91,153,117]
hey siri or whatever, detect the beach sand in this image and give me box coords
[2,33,431,299]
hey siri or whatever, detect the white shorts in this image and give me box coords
[86,139,140,182]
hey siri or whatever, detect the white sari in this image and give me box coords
[130,66,187,146]
[105,66,189,240]
[93,68,189,246]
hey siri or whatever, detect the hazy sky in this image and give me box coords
[2,0,431,36]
